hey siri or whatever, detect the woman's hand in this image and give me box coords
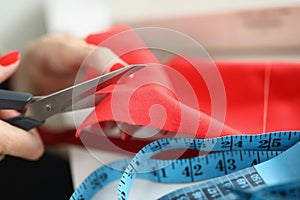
[0,51,44,160]
[12,34,95,95]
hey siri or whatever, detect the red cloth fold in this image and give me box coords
[168,57,300,134]
[76,26,300,139]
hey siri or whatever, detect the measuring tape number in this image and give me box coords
[70,131,300,200]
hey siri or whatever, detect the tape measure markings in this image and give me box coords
[159,142,300,200]
[69,131,300,200]
[117,131,298,200]
[70,150,280,200]
[247,180,300,200]
[158,167,268,200]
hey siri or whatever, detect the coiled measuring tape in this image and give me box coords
[70,131,300,200]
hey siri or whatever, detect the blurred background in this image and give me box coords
[1,0,300,60]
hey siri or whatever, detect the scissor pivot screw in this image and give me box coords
[45,104,53,112]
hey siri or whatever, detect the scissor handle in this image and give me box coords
[0,89,44,130]
[0,89,32,110]
[4,116,44,131]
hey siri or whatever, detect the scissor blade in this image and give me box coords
[25,64,146,121]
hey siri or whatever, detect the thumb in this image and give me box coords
[0,51,20,83]
[0,51,44,160]
[0,120,44,160]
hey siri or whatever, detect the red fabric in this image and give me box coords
[76,26,300,139]
[168,58,300,134]
[86,25,159,67]
[38,25,300,146]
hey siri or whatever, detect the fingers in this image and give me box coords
[63,39,95,72]
[0,120,44,160]
[26,34,93,74]
[0,110,19,119]
[0,51,43,160]
[12,34,96,95]
[0,51,20,83]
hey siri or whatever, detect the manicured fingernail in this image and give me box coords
[0,50,20,67]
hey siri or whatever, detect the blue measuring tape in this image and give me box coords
[70,131,300,200]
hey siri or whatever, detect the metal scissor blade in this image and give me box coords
[25,64,146,121]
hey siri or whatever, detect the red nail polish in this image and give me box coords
[0,50,20,67]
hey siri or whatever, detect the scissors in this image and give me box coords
[0,64,145,130]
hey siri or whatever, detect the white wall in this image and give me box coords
[106,0,300,22]
[0,0,46,52]
[1,0,300,54]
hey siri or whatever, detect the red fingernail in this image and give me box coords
[0,50,20,67]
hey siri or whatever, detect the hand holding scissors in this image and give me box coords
[0,64,145,130]
[0,48,145,160]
